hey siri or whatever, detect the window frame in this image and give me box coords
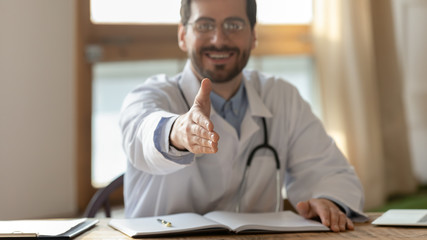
[76,0,312,213]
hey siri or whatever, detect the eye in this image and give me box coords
[195,22,215,33]
[224,21,244,32]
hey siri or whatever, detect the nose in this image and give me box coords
[209,27,229,46]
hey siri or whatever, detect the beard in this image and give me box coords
[190,45,251,83]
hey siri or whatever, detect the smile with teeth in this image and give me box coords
[206,52,233,59]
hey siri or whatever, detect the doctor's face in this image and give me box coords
[178,0,256,83]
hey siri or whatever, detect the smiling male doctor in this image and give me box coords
[120,0,367,232]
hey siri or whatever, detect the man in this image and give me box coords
[120,0,367,232]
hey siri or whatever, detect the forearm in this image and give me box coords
[121,109,194,174]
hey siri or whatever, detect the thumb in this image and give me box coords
[296,201,314,219]
[193,78,212,115]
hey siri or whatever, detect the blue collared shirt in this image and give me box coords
[210,82,248,138]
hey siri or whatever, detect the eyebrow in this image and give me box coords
[194,17,215,23]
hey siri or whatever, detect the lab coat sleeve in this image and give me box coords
[119,78,195,175]
[282,84,366,220]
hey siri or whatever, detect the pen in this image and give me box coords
[157,218,172,227]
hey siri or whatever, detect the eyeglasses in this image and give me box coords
[187,18,246,36]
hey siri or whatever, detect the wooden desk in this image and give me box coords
[77,213,427,239]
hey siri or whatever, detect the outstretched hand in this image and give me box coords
[296,198,354,232]
[170,78,219,154]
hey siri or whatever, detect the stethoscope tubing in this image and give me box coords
[236,118,282,213]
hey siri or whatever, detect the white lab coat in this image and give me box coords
[120,62,366,219]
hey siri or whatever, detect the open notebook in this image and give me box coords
[372,209,427,226]
[109,211,329,237]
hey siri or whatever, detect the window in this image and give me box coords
[90,0,312,24]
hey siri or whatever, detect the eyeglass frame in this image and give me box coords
[186,17,248,37]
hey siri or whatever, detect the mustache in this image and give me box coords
[200,46,240,53]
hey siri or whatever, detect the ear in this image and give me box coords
[251,27,257,50]
[178,24,188,52]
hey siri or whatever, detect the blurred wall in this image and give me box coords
[0,0,77,219]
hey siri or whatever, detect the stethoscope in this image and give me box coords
[177,80,282,212]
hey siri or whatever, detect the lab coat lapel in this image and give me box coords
[178,61,201,108]
[245,75,272,118]
[239,76,273,145]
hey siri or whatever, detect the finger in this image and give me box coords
[189,144,217,154]
[190,135,218,149]
[190,123,219,142]
[190,111,211,131]
[329,208,340,232]
[316,205,331,228]
[296,201,315,219]
[197,78,212,103]
[193,78,212,114]
[346,217,354,230]
[192,78,213,131]
[302,199,330,227]
[338,212,347,231]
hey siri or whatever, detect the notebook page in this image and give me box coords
[109,213,228,236]
[204,211,329,232]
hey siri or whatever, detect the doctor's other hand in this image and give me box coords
[296,198,354,232]
[170,78,219,154]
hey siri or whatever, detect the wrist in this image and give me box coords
[169,117,186,151]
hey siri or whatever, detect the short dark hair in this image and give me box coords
[180,0,257,29]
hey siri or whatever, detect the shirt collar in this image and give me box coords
[210,82,245,116]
